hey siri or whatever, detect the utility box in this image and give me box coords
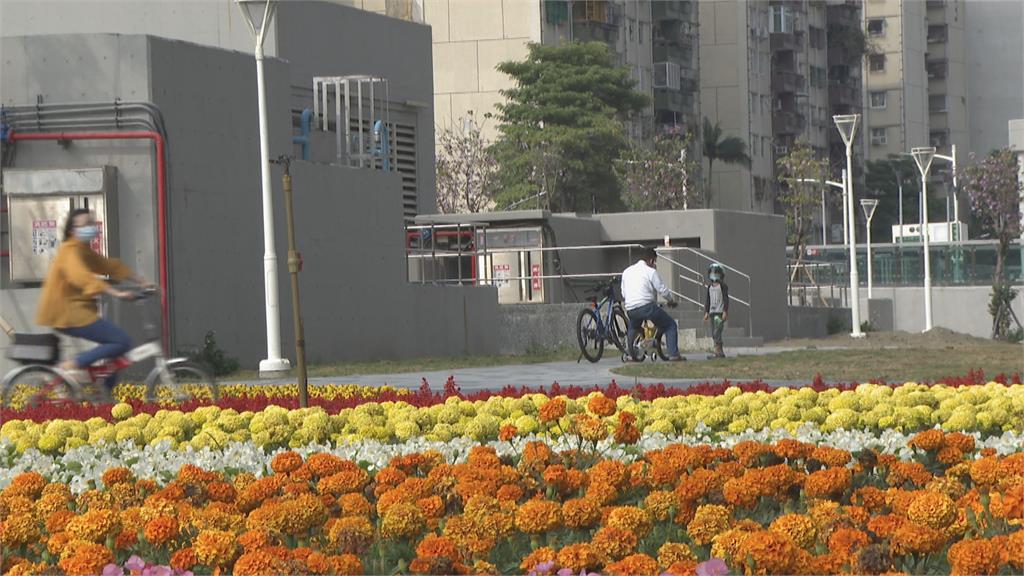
[477,227,545,304]
[3,167,118,282]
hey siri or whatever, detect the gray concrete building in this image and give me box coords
[965,0,1024,155]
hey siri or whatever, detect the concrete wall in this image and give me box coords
[787,306,851,339]
[496,303,579,355]
[868,285,1024,337]
[966,0,1024,155]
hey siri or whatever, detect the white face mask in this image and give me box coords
[75,225,99,243]
[710,273,721,282]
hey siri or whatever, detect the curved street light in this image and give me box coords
[911,146,936,332]
[834,114,864,338]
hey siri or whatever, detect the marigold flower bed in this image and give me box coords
[2,381,1021,455]
[1,426,1021,576]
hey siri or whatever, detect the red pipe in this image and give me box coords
[10,131,170,351]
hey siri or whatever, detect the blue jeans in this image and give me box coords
[626,303,679,358]
[58,319,132,388]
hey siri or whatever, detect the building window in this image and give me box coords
[870,127,887,146]
[930,130,949,148]
[869,91,887,109]
[869,54,886,72]
[809,26,825,49]
[929,94,948,112]
[867,18,886,36]
[927,24,948,43]
[770,5,794,34]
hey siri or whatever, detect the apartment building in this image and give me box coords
[862,0,967,162]
[349,0,700,143]
[965,0,1024,155]
[700,0,861,217]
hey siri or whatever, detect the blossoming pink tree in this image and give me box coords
[960,148,1023,338]
[615,130,699,212]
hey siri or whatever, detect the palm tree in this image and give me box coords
[702,117,751,208]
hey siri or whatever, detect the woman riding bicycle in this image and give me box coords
[35,208,150,396]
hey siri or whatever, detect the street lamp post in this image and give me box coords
[834,114,864,338]
[911,146,937,332]
[237,0,291,374]
[860,198,879,299]
[889,161,905,233]
[789,172,846,245]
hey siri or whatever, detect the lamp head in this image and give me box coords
[859,198,879,220]
[832,114,860,146]
[236,0,276,37]
[911,146,936,176]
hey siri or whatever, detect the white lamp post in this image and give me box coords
[834,114,864,338]
[933,144,958,234]
[788,171,846,245]
[237,0,291,374]
[860,198,879,299]
[911,146,937,332]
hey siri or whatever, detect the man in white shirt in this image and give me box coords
[620,247,684,361]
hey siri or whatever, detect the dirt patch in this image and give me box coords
[768,327,1013,350]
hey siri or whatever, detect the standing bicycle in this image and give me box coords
[575,278,629,363]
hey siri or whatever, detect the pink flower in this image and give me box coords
[696,558,729,576]
[102,565,124,576]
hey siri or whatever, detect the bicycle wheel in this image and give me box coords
[145,360,218,404]
[0,365,82,408]
[653,331,671,361]
[576,308,604,363]
[609,306,630,354]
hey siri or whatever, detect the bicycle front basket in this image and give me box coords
[7,333,60,365]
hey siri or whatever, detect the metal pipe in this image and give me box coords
[273,156,308,407]
[291,108,312,161]
[10,130,170,351]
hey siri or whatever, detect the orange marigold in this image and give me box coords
[233,550,287,576]
[945,432,976,454]
[305,551,332,575]
[736,529,799,575]
[605,553,660,576]
[664,559,699,576]
[193,529,240,569]
[588,459,630,489]
[810,445,852,468]
[556,543,600,572]
[539,398,567,423]
[937,446,964,465]
[515,499,562,533]
[46,509,76,534]
[687,504,732,546]
[711,529,752,563]
[522,441,555,470]
[327,516,374,554]
[101,466,135,487]
[657,542,697,567]
[887,461,933,487]
[908,429,945,451]
[562,498,602,529]
[769,514,816,550]
[7,472,47,499]
[1007,530,1024,569]
[907,490,956,529]
[991,482,1024,521]
[519,547,557,572]
[65,509,122,543]
[588,393,617,417]
[306,453,349,478]
[499,424,518,442]
[947,538,999,576]
[57,541,113,576]
[271,451,304,475]
[828,527,870,558]
[339,492,373,517]
[969,457,1001,486]
[606,506,653,538]
[380,502,426,539]
[1,513,39,546]
[238,529,274,552]
[329,553,363,576]
[592,526,639,563]
[644,490,677,522]
[889,523,946,556]
[318,468,370,496]
[496,483,525,503]
[575,414,609,443]
[773,439,815,461]
[804,467,852,499]
[144,516,179,546]
[170,547,198,572]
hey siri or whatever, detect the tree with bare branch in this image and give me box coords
[776,139,828,297]
[435,112,497,214]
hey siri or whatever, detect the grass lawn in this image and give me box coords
[613,343,1024,382]
[224,347,579,381]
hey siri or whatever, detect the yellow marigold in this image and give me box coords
[592,526,639,563]
[907,490,956,529]
[561,498,601,529]
[574,414,609,442]
[380,502,426,539]
[519,547,557,572]
[657,542,697,567]
[139,514,178,547]
[908,429,945,451]
[65,509,121,543]
[606,506,653,539]
[194,529,240,569]
[606,553,660,576]
[556,543,601,572]
[969,457,1001,486]
[539,398,567,423]
[515,499,562,534]
[57,541,113,576]
[588,393,617,417]
[271,451,304,475]
[804,467,852,499]
[736,529,799,575]
[687,504,732,546]
[644,490,676,522]
[889,523,946,556]
[947,538,999,576]
[0,513,39,546]
[327,516,374,554]
[234,550,287,576]
[769,514,816,550]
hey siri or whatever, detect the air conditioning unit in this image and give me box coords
[774,145,789,155]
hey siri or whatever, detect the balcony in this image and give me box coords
[655,91,696,114]
[772,70,805,94]
[653,44,694,64]
[572,22,618,44]
[926,42,947,61]
[652,0,693,22]
[829,83,859,106]
[771,32,799,52]
[926,59,948,80]
[654,20,696,47]
[773,109,806,135]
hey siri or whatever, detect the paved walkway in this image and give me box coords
[230,346,829,392]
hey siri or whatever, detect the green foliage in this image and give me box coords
[615,129,699,211]
[777,140,828,245]
[988,283,1020,341]
[184,331,240,376]
[489,42,649,212]
[702,117,750,207]
[860,321,875,333]
[827,23,871,60]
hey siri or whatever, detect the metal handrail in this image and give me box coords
[667,288,704,310]
[675,246,751,280]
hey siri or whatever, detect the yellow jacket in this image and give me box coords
[35,239,132,329]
